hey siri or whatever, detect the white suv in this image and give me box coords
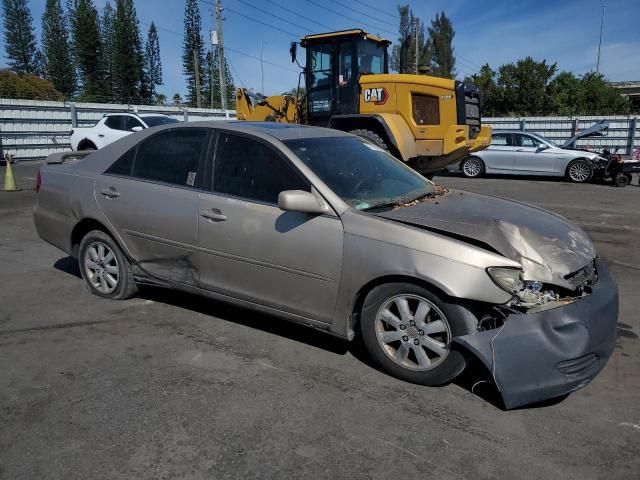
[70,113,179,151]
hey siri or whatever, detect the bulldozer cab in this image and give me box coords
[299,30,390,125]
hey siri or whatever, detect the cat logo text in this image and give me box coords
[363,88,388,105]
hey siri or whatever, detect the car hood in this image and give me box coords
[376,190,595,290]
[561,120,609,149]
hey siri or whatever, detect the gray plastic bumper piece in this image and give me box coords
[454,259,618,409]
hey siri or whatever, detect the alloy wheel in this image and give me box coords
[569,161,591,182]
[374,294,452,371]
[84,241,120,294]
[463,158,482,177]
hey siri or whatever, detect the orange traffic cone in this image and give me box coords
[3,154,18,191]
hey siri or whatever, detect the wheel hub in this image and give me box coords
[374,294,452,371]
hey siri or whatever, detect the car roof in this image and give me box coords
[103,112,170,118]
[186,120,352,141]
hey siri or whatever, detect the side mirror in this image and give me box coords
[131,126,143,132]
[289,42,297,63]
[538,143,548,149]
[278,190,327,214]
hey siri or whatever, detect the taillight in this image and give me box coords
[70,129,74,136]
[35,168,41,193]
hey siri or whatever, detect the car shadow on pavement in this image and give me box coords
[54,256,81,277]
[52,255,569,410]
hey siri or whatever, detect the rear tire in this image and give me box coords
[79,230,137,300]
[566,159,593,183]
[349,129,389,152]
[359,283,477,386]
[460,156,485,178]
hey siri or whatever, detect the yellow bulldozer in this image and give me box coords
[235,29,491,175]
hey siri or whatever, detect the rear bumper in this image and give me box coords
[455,258,618,409]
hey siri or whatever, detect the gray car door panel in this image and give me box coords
[95,176,200,284]
[94,128,208,284]
[197,132,344,322]
[481,133,515,172]
[512,134,560,174]
[197,193,343,322]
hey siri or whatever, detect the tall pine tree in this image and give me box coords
[100,2,115,100]
[390,5,431,73]
[71,0,106,99]
[428,12,456,79]
[42,0,75,96]
[143,22,162,103]
[182,0,204,107]
[112,0,142,102]
[2,0,38,75]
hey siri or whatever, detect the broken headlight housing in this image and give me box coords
[487,267,563,309]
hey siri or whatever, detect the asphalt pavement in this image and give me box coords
[1,162,639,479]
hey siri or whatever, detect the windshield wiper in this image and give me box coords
[361,201,399,212]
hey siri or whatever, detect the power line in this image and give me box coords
[235,0,307,35]
[325,0,396,30]
[226,57,246,88]
[199,0,299,39]
[350,0,399,20]
[267,0,336,32]
[140,20,298,74]
[303,0,396,38]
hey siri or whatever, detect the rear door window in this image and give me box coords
[491,133,513,146]
[130,129,208,187]
[212,133,309,204]
[104,115,125,130]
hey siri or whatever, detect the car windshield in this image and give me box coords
[142,116,179,127]
[532,133,560,147]
[284,136,434,210]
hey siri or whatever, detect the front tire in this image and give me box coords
[460,156,485,178]
[614,173,630,187]
[349,129,389,152]
[79,230,137,300]
[566,159,593,183]
[360,283,477,386]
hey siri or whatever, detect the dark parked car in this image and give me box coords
[34,122,618,409]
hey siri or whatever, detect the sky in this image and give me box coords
[2,0,639,99]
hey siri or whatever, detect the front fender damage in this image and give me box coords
[453,259,618,409]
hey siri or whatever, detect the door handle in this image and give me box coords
[201,209,227,221]
[100,188,120,198]
[98,134,104,138]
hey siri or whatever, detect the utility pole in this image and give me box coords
[215,0,228,111]
[210,31,215,108]
[193,50,201,108]
[260,40,265,94]
[414,18,419,74]
[596,0,606,74]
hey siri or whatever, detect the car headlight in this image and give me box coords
[487,267,523,293]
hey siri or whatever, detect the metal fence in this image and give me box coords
[484,115,639,157]
[0,98,235,160]
[1,98,638,160]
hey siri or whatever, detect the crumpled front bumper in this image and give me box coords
[454,259,618,409]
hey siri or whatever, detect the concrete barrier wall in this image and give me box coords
[1,97,638,160]
[0,98,235,160]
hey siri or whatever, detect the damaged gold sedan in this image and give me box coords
[34,121,618,409]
